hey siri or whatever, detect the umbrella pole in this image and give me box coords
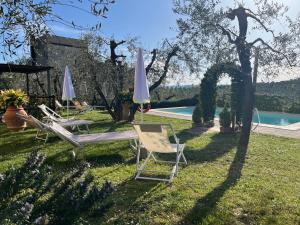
[141,103,143,123]
[67,100,69,120]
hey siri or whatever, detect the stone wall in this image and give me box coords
[32,35,94,103]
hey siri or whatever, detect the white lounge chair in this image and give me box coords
[21,115,138,151]
[55,100,65,111]
[16,113,50,143]
[82,101,105,110]
[16,113,93,143]
[133,123,187,183]
[38,104,92,133]
[48,120,137,148]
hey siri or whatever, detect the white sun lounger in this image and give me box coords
[20,115,138,156]
[38,104,93,133]
[16,112,92,143]
[55,100,65,110]
[48,121,137,147]
[38,104,73,122]
[133,123,187,183]
[26,116,137,151]
[16,113,52,143]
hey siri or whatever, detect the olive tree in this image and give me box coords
[174,0,300,149]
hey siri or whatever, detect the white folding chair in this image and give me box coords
[133,123,187,183]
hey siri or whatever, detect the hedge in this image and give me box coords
[151,94,300,114]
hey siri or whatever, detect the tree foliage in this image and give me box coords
[0,0,115,58]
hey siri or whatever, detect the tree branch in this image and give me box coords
[246,13,276,39]
[216,24,236,44]
[249,38,295,66]
[145,49,157,75]
[149,46,180,92]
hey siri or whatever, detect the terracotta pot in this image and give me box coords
[2,106,27,132]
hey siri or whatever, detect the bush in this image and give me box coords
[192,101,203,124]
[25,98,44,119]
[288,103,300,114]
[151,96,198,109]
[219,104,231,128]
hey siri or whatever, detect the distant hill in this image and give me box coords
[153,78,300,101]
[151,78,300,113]
[218,78,300,101]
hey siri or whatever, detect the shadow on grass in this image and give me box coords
[178,143,247,224]
[184,132,239,164]
[94,177,163,224]
[158,132,238,165]
[0,134,41,158]
[45,140,135,169]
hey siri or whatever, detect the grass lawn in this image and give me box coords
[1,110,300,225]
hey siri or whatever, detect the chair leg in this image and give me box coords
[175,150,180,176]
[136,142,141,170]
[36,130,49,143]
[182,152,188,165]
[44,133,49,144]
[135,152,152,179]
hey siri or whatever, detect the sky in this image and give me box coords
[2,0,300,85]
[50,0,178,50]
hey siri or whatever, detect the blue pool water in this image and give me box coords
[157,107,300,126]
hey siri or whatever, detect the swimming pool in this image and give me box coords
[156,107,300,126]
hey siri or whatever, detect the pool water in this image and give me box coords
[157,107,300,126]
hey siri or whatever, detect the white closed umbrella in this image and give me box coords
[133,48,150,123]
[62,65,76,119]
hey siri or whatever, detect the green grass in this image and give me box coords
[1,110,300,225]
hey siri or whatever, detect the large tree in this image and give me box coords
[75,34,184,121]
[174,0,299,149]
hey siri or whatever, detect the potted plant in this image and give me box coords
[192,101,203,127]
[219,104,232,133]
[0,89,29,131]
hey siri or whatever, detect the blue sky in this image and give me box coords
[2,0,300,83]
[50,0,177,50]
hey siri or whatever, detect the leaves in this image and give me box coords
[0,0,114,57]
[0,89,29,108]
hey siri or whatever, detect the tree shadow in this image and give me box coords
[178,143,247,224]
[159,132,238,165]
[184,132,238,164]
[93,177,164,224]
[0,134,41,159]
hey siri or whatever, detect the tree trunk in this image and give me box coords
[92,73,116,120]
[229,7,254,149]
[239,73,254,148]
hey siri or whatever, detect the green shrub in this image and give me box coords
[192,101,203,124]
[151,96,198,108]
[288,103,300,114]
[219,104,231,128]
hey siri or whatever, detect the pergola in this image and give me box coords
[0,63,54,107]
